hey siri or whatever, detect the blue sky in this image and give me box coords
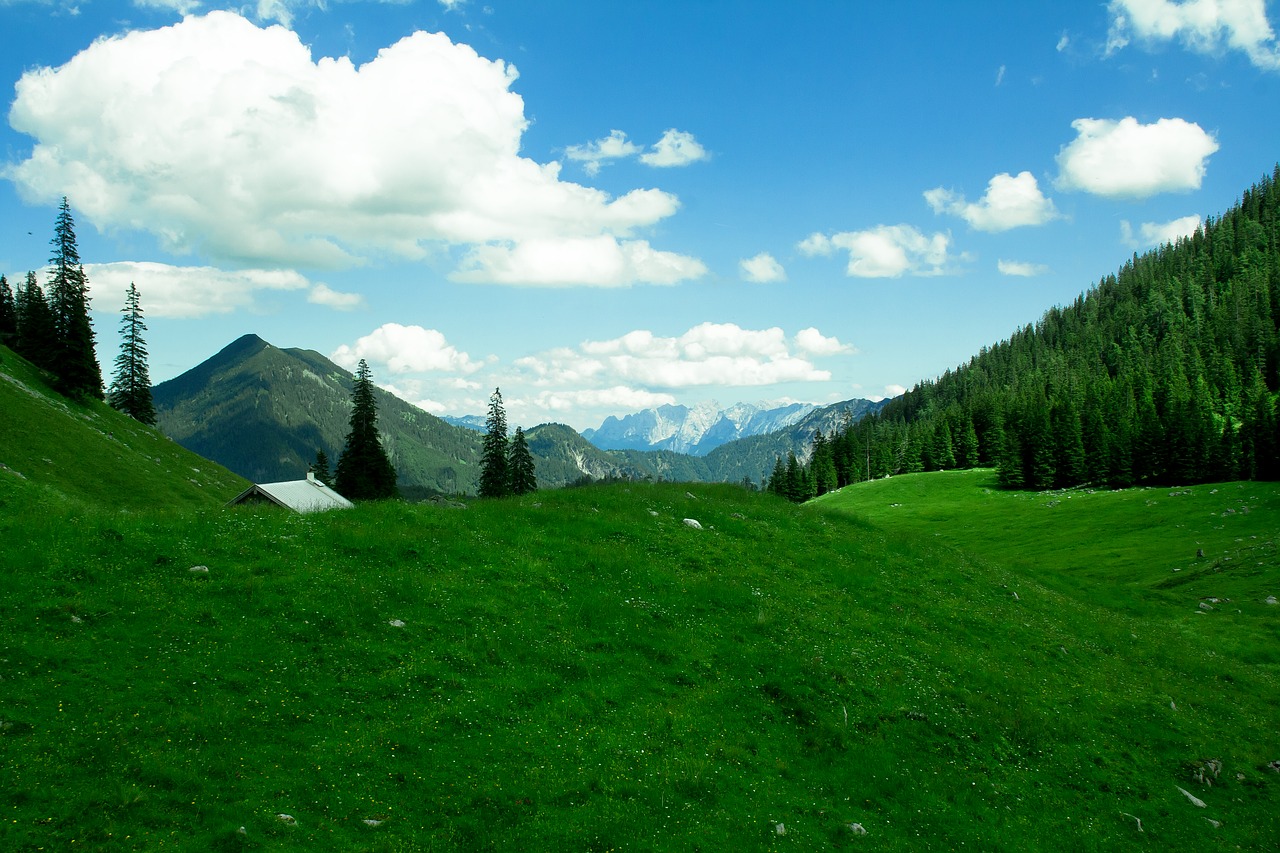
[2,0,1278,430]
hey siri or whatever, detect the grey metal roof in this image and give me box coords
[227,474,355,513]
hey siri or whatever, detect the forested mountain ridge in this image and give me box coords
[802,167,1280,495]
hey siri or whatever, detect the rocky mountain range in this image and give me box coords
[150,334,885,496]
[582,401,818,455]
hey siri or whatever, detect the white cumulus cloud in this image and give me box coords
[449,236,706,287]
[794,327,855,356]
[1121,214,1203,247]
[925,171,1059,232]
[1055,117,1219,198]
[307,283,365,310]
[331,323,484,375]
[1107,0,1280,70]
[5,12,701,286]
[997,259,1050,277]
[739,252,786,283]
[517,322,840,390]
[798,225,952,277]
[639,129,709,168]
[84,261,310,318]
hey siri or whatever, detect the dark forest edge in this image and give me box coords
[776,166,1280,502]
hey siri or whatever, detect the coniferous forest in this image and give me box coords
[778,167,1280,501]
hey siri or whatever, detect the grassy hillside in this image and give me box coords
[0,345,247,510]
[3,470,1277,849]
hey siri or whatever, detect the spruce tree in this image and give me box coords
[0,275,15,345]
[309,449,332,485]
[15,272,56,371]
[334,359,398,500]
[479,387,510,497]
[507,426,537,495]
[46,197,102,399]
[107,282,156,425]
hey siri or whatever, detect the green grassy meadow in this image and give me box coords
[3,463,1278,850]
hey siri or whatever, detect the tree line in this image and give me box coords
[773,167,1280,501]
[0,197,156,424]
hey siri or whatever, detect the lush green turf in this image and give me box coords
[0,346,248,510]
[3,469,1278,850]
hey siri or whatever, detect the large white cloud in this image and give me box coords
[924,171,1059,232]
[84,261,316,318]
[331,323,485,374]
[5,12,702,285]
[1055,117,1219,198]
[798,225,952,277]
[516,322,844,390]
[1107,0,1280,70]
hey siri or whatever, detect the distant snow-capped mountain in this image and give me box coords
[582,401,818,456]
[440,414,487,432]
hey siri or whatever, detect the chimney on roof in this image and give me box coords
[307,471,317,484]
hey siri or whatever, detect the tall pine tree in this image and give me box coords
[507,426,537,495]
[479,387,510,497]
[15,272,56,372]
[0,275,15,346]
[334,359,398,500]
[46,198,102,399]
[107,282,156,425]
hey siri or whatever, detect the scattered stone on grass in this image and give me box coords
[1192,759,1222,786]
[849,822,868,835]
[277,814,297,825]
[1176,786,1207,808]
[1196,548,1205,558]
[686,492,697,500]
[683,518,703,529]
[237,826,247,836]
[362,819,383,827]
[1121,812,1143,832]
[189,565,209,574]
[1266,596,1277,606]
[1267,760,1280,773]
[775,823,786,835]
[70,615,83,624]
[1198,601,1214,612]
[1205,818,1221,828]
[649,510,659,517]
[389,619,406,628]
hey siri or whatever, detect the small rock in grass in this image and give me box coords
[1205,818,1221,828]
[70,615,83,624]
[1198,601,1213,611]
[362,818,383,827]
[389,619,406,628]
[236,826,247,836]
[683,518,702,530]
[189,565,210,574]
[849,822,868,835]
[1266,596,1277,606]
[649,510,659,517]
[686,492,698,500]
[277,814,297,825]
[1267,760,1280,773]
[775,822,786,835]
[1176,786,1207,808]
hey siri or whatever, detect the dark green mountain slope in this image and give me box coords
[153,334,482,497]
[815,167,1280,490]
[0,344,247,509]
